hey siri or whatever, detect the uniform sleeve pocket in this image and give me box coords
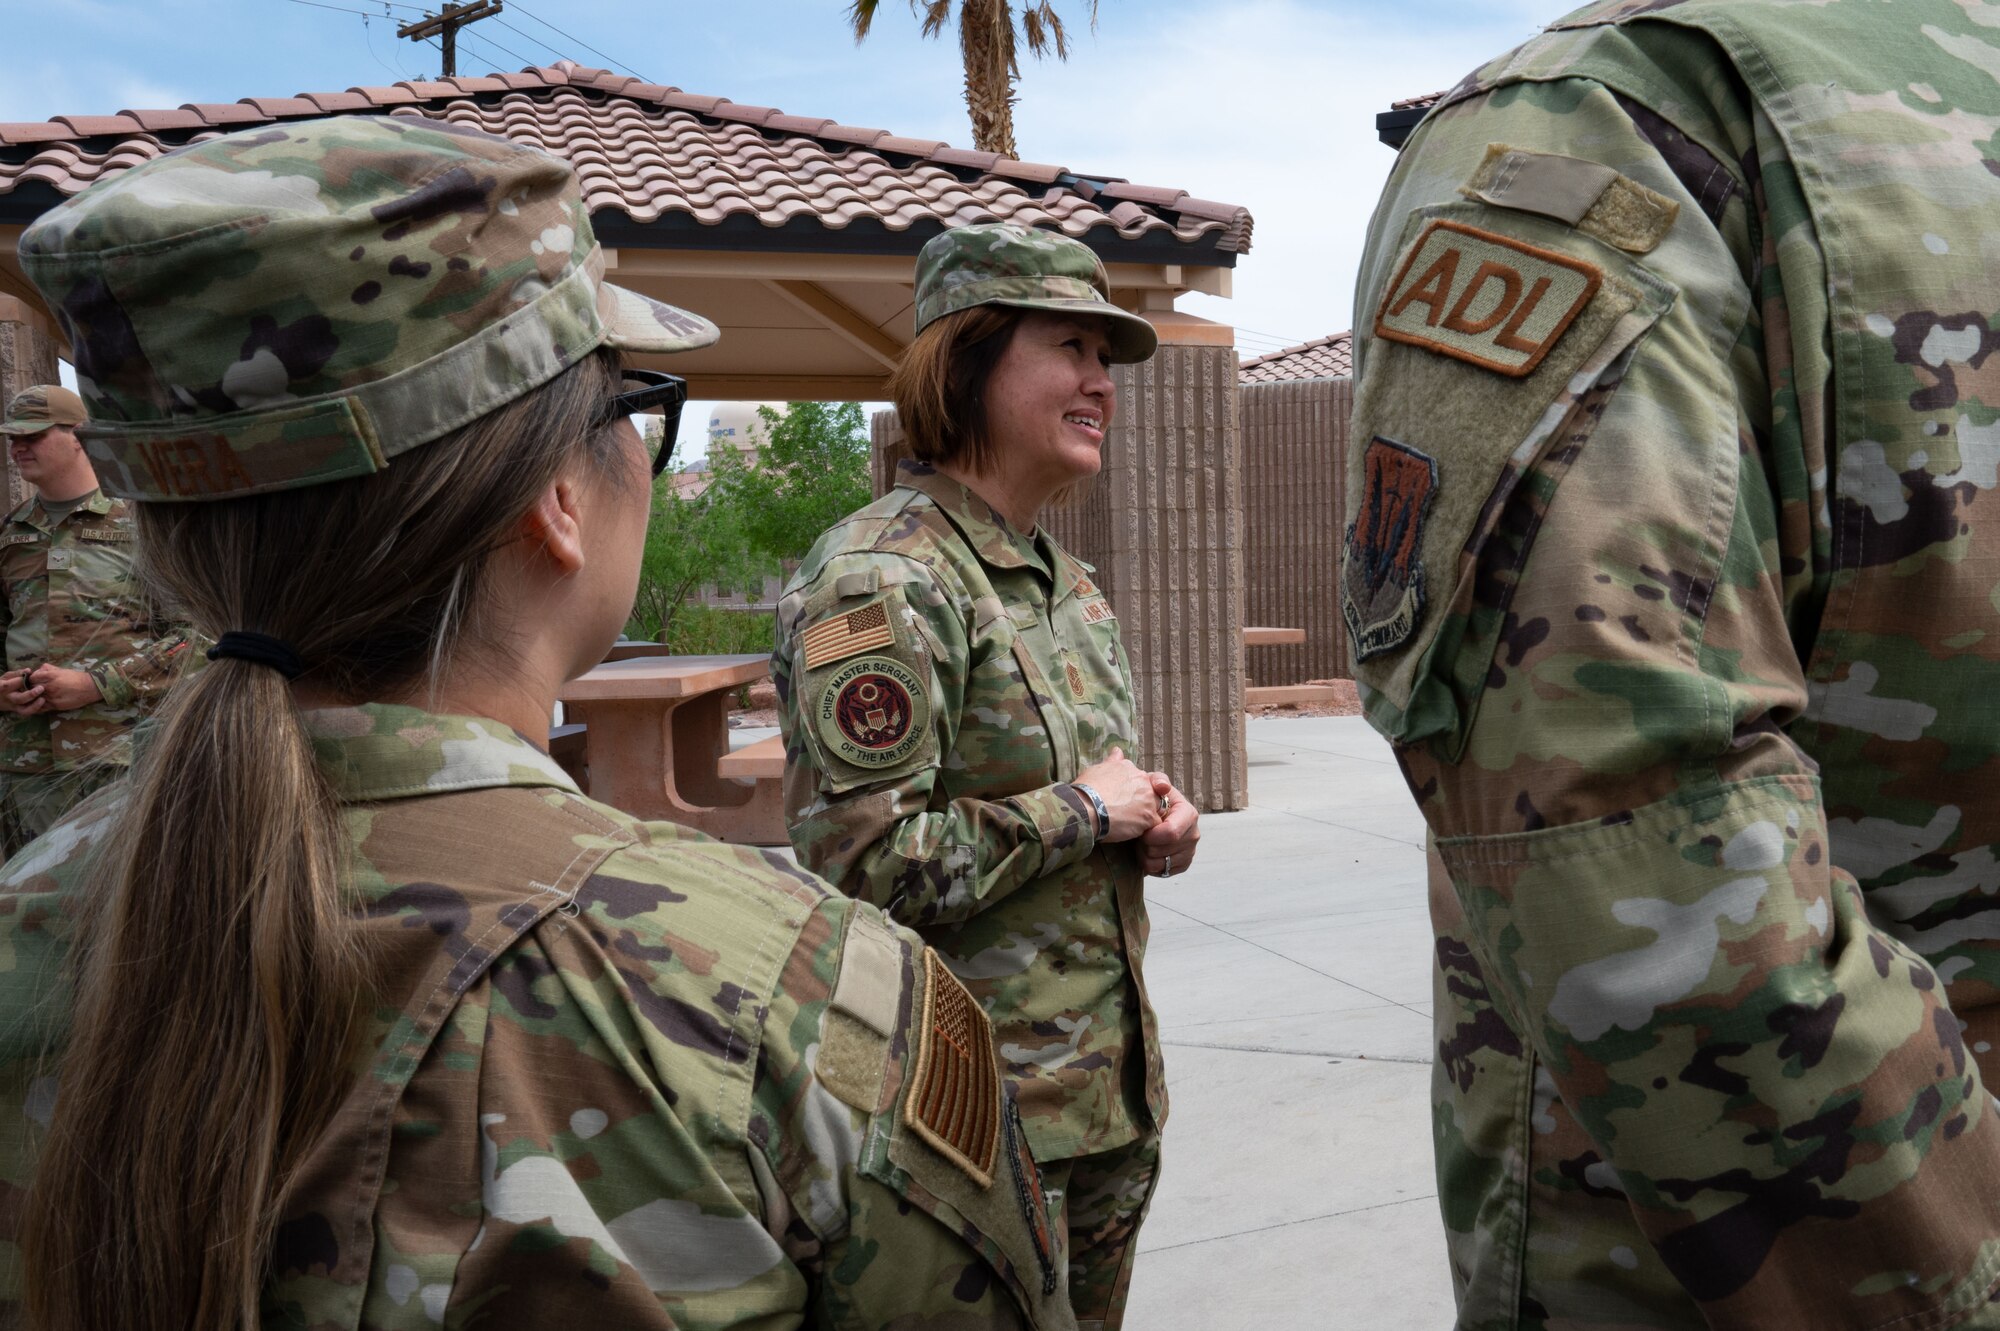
[1346,201,1678,753]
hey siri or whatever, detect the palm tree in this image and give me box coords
[846,0,1100,159]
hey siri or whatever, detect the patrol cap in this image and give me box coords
[0,384,87,436]
[18,114,720,502]
[913,222,1157,363]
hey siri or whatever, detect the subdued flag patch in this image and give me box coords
[802,600,894,669]
[905,949,1001,1186]
[1374,219,1600,376]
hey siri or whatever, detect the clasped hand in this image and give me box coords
[0,664,102,715]
[1073,746,1201,878]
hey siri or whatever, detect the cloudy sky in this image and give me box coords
[4,0,1555,451]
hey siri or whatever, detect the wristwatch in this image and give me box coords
[1071,782,1111,839]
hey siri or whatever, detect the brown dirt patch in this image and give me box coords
[1246,678,1362,718]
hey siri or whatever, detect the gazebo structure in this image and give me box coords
[0,61,1256,810]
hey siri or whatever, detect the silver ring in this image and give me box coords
[1164,854,1173,876]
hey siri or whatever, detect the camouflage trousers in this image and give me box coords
[0,765,118,860]
[1038,1132,1162,1331]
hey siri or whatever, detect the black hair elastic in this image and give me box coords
[206,631,306,680]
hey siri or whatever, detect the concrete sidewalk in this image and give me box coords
[1126,715,1454,1329]
[731,714,1454,1324]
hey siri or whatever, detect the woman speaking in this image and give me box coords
[776,222,1201,1331]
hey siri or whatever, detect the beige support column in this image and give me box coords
[0,295,59,512]
[1043,311,1247,812]
[868,312,1249,812]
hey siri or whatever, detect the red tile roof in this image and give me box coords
[1239,331,1352,384]
[0,61,1251,260]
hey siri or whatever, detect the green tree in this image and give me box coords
[626,419,765,644]
[845,0,1100,158]
[627,405,875,646]
[708,402,875,563]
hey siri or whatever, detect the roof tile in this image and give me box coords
[0,122,73,146]
[53,115,144,137]
[118,107,206,132]
[660,91,724,115]
[988,158,1065,185]
[238,97,322,118]
[181,103,268,126]
[874,135,947,158]
[346,84,421,107]
[300,91,373,113]
[1240,332,1353,384]
[929,146,1002,172]
[1100,181,1183,207]
[0,66,1250,260]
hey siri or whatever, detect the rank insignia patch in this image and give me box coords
[1375,219,1600,377]
[1344,436,1438,660]
[906,950,1001,1186]
[816,654,931,768]
[802,600,895,669]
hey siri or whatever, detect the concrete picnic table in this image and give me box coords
[557,652,786,845]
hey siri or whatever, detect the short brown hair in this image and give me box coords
[888,304,1023,474]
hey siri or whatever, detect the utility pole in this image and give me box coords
[397,1,504,79]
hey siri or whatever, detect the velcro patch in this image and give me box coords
[1374,219,1601,377]
[906,950,1001,1186]
[802,600,895,670]
[814,654,931,769]
[1065,658,1088,701]
[1080,598,1116,626]
[1344,436,1439,660]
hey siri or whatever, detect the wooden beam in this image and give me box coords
[675,373,891,402]
[607,246,1228,294]
[763,279,905,370]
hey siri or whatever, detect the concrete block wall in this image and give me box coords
[0,297,59,512]
[867,343,1248,812]
[1239,377,1352,683]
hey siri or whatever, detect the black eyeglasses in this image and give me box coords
[601,369,689,476]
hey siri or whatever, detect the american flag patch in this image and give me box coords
[905,950,1000,1186]
[802,601,894,670]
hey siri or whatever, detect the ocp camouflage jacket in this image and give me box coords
[1353,1,2000,1327]
[0,704,1073,1330]
[0,489,193,773]
[775,461,1166,1164]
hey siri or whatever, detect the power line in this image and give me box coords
[507,2,653,81]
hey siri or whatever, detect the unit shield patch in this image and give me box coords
[1375,219,1601,376]
[1344,436,1439,660]
[816,654,931,768]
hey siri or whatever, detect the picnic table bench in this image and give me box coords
[1241,625,1342,707]
[558,653,787,845]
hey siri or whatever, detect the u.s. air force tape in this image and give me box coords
[815,654,931,768]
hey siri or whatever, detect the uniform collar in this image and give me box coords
[301,702,580,803]
[13,487,110,530]
[895,459,1049,576]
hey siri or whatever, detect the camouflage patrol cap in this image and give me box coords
[0,385,86,436]
[17,114,720,502]
[913,222,1157,363]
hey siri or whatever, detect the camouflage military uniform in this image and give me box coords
[0,489,191,851]
[1352,2,2000,1326]
[776,459,1164,1323]
[0,117,1073,1326]
[0,704,1074,1328]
